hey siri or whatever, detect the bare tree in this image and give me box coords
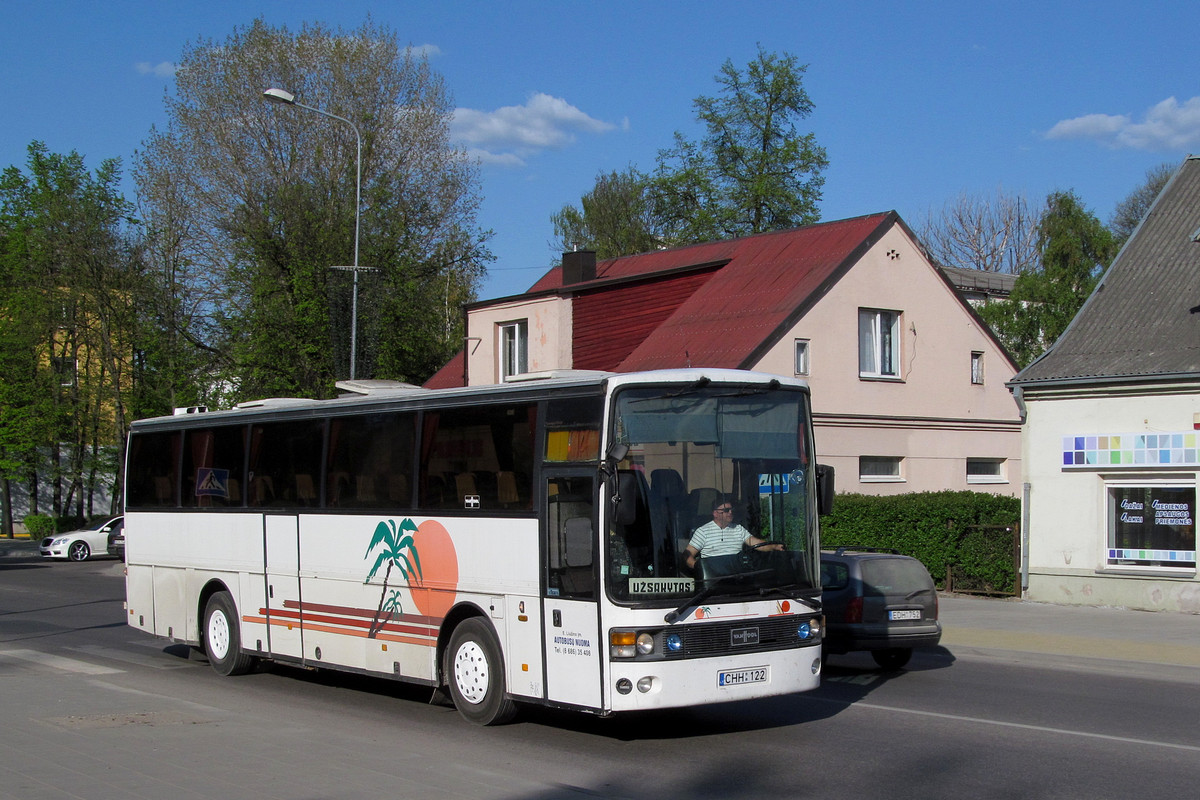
[917,189,1043,274]
[1109,162,1174,248]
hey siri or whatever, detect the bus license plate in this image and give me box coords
[889,609,921,620]
[718,666,768,687]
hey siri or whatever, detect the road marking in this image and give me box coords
[0,648,123,675]
[849,700,1200,753]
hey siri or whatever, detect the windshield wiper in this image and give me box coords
[664,570,777,624]
[756,583,821,611]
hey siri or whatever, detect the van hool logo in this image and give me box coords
[363,519,459,637]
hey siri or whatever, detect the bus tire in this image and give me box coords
[203,591,255,677]
[445,618,517,725]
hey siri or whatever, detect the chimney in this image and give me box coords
[561,250,597,284]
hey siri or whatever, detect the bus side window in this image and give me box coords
[419,403,536,511]
[248,419,323,508]
[127,430,181,509]
[326,412,414,510]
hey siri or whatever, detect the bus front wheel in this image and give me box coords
[203,591,255,677]
[445,618,517,725]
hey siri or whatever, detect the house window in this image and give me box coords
[859,455,903,482]
[971,352,985,385]
[859,309,900,378]
[1105,483,1195,570]
[499,320,528,380]
[794,339,810,376]
[966,458,1006,484]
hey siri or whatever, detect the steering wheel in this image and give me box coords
[749,540,783,550]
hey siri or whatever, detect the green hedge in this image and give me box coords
[820,491,1021,593]
[22,514,57,537]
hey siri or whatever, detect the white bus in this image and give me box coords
[123,368,833,724]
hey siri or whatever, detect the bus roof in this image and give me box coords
[129,368,809,430]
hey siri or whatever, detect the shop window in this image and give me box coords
[1106,484,1196,570]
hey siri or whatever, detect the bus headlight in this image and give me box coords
[665,632,683,653]
[796,617,820,641]
[636,632,655,655]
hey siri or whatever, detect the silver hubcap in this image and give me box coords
[452,639,490,705]
[69,543,87,560]
[207,608,231,660]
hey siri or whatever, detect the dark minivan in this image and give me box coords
[820,547,942,670]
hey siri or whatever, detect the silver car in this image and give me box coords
[39,516,123,562]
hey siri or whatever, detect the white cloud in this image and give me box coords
[135,61,176,78]
[1046,96,1200,151]
[407,43,441,58]
[452,93,616,167]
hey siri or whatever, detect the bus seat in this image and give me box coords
[250,476,274,506]
[154,476,172,504]
[295,474,316,504]
[388,474,409,504]
[687,487,721,531]
[356,474,377,503]
[226,478,241,504]
[564,517,593,567]
[455,473,477,504]
[497,471,519,506]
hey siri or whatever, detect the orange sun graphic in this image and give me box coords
[409,520,459,619]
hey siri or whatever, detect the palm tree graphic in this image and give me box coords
[363,519,422,638]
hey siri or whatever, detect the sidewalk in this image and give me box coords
[939,593,1200,669]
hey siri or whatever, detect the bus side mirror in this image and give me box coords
[816,464,835,516]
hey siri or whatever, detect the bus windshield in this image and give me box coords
[606,382,820,606]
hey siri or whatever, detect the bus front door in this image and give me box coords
[542,476,602,710]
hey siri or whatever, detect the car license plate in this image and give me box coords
[889,609,921,620]
[718,666,768,687]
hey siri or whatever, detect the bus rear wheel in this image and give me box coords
[446,618,517,725]
[203,591,255,676]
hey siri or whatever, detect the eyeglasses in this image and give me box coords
[715,507,732,513]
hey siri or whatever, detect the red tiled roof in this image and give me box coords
[587,213,895,371]
[427,212,897,387]
[424,349,464,389]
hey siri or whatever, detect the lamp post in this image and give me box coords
[263,87,372,380]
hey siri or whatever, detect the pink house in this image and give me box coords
[428,211,1021,496]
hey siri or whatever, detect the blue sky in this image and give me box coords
[3,1,1197,301]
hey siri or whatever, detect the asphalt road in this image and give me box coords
[3,545,1199,800]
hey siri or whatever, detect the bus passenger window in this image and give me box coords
[126,430,181,509]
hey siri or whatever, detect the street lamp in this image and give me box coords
[263,87,372,380]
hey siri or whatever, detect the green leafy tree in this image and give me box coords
[0,143,146,525]
[650,46,828,246]
[550,167,661,259]
[979,191,1116,368]
[135,18,490,400]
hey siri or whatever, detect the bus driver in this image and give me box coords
[684,495,783,570]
